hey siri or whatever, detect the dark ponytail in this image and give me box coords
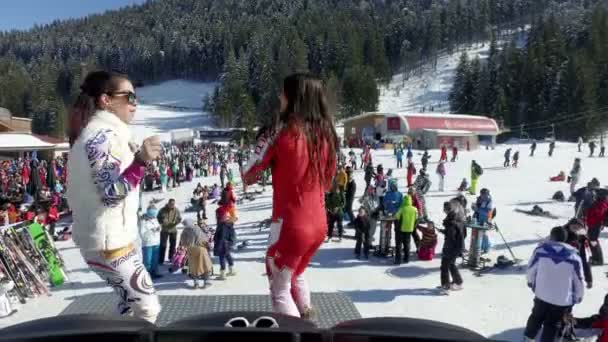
[67,71,128,146]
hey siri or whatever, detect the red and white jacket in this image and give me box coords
[242,122,335,233]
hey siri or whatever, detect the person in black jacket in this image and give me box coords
[364,163,375,190]
[345,167,357,226]
[353,207,372,259]
[564,218,593,288]
[437,200,465,292]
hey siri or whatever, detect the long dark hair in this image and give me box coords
[280,73,339,187]
[67,71,128,146]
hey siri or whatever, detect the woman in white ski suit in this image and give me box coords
[67,71,162,323]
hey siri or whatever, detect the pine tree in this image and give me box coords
[341,65,379,117]
[449,52,470,113]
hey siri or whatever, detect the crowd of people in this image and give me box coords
[0,155,69,239]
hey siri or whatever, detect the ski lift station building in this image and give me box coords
[342,112,501,149]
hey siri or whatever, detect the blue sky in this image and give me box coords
[0,0,147,32]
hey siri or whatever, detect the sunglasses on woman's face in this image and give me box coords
[111,91,137,105]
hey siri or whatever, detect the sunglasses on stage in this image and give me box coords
[110,91,137,105]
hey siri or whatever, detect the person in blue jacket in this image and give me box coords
[473,188,493,253]
[395,148,404,168]
[383,179,404,231]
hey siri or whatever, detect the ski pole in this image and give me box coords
[493,223,520,262]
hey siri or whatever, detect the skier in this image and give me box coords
[437,199,465,292]
[436,160,446,192]
[241,74,338,318]
[585,192,608,265]
[451,146,458,162]
[414,169,432,196]
[439,146,448,162]
[66,71,161,322]
[421,150,430,170]
[512,151,520,168]
[568,158,582,195]
[589,141,597,157]
[524,226,584,342]
[503,148,511,167]
[530,141,537,157]
[406,161,416,187]
[578,136,584,152]
[394,195,418,264]
[139,205,162,279]
[470,160,483,195]
[344,167,356,225]
[563,218,593,289]
[548,141,556,157]
[395,147,404,168]
[473,188,494,254]
[353,207,372,260]
[601,140,606,158]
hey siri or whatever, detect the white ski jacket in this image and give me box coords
[67,110,145,252]
[139,218,161,247]
[527,241,584,306]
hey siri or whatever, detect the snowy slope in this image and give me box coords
[3,140,608,341]
[129,80,217,142]
[379,29,528,114]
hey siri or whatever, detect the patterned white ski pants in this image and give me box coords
[82,247,161,323]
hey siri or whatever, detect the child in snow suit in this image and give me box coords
[564,218,593,288]
[214,205,237,280]
[364,163,375,190]
[394,195,418,264]
[353,207,372,259]
[139,206,162,278]
[344,168,357,224]
[335,165,348,192]
[421,150,430,170]
[181,219,213,288]
[418,221,438,261]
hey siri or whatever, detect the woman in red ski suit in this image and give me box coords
[242,74,338,318]
[406,161,416,187]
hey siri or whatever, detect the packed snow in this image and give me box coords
[3,136,608,341]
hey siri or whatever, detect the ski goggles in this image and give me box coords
[111,91,137,105]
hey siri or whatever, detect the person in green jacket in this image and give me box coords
[326,183,345,242]
[394,195,418,264]
[470,160,483,195]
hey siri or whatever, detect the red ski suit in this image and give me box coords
[242,122,335,316]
